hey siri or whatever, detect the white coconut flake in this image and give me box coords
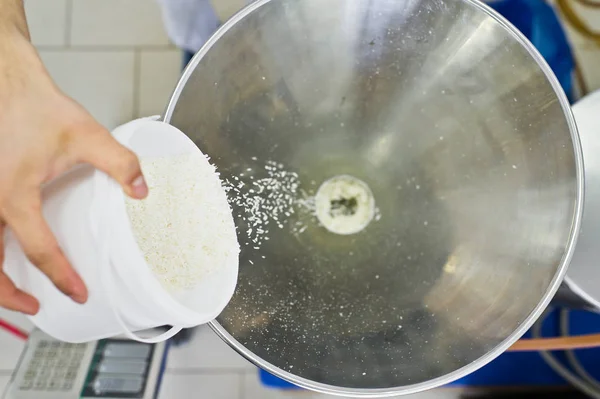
[224,160,306,247]
[224,160,382,249]
[125,153,239,293]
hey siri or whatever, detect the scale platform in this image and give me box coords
[2,330,169,399]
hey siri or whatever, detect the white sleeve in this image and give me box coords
[155,0,221,53]
[210,0,248,23]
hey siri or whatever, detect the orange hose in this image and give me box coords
[573,0,600,8]
[556,0,600,43]
[0,319,28,341]
[509,334,600,352]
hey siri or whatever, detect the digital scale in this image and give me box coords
[2,330,168,399]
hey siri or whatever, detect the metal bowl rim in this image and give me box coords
[163,0,585,395]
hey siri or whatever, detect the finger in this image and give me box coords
[71,123,148,199]
[5,202,88,304]
[0,223,39,315]
[0,273,39,315]
[0,222,4,269]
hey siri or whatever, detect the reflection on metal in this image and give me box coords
[164,0,582,396]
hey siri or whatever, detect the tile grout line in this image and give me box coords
[36,45,175,52]
[164,368,250,375]
[132,49,142,120]
[64,0,73,47]
[239,371,245,399]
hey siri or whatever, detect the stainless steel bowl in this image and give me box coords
[163,0,583,396]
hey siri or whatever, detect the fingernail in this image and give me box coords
[20,296,40,316]
[23,307,39,316]
[131,175,149,199]
[70,292,87,304]
[70,280,88,304]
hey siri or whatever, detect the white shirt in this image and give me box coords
[157,0,249,53]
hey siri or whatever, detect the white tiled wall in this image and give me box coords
[39,50,137,128]
[70,0,170,47]
[26,0,177,130]
[24,0,68,46]
[138,49,182,117]
[1,1,599,398]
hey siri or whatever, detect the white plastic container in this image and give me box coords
[3,118,238,343]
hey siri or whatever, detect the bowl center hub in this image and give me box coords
[314,175,376,235]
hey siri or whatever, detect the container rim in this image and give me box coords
[162,0,585,396]
[108,121,214,326]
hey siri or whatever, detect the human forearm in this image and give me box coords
[0,0,148,315]
[0,0,29,39]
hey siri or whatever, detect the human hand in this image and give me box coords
[0,25,148,315]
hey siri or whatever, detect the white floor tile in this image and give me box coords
[70,0,170,46]
[158,373,240,399]
[241,372,320,399]
[39,50,135,129]
[138,50,182,117]
[241,372,464,399]
[402,389,464,399]
[0,375,12,398]
[0,332,25,372]
[166,325,254,371]
[24,0,68,46]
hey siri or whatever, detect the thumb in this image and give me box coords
[71,122,148,199]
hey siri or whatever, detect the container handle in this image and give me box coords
[109,304,183,344]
